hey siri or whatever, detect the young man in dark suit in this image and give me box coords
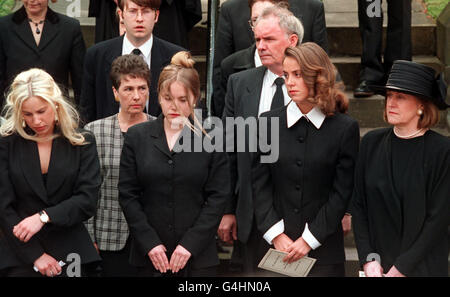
[219,6,302,274]
[80,0,184,123]
[212,0,329,117]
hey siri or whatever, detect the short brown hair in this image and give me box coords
[118,0,161,11]
[383,96,440,129]
[284,43,349,116]
[110,54,151,90]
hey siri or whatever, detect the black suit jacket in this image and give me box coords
[212,44,255,117]
[252,106,360,265]
[0,7,86,108]
[222,66,267,243]
[119,115,230,269]
[0,131,101,269]
[79,35,184,123]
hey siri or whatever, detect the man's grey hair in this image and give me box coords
[255,4,304,45]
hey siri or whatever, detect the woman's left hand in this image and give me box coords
[169,245,191,273]
[13,213,44,242]
[283,237,312,264]
[384,266,405,277]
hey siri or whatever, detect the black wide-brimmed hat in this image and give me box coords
[372,60,449,110]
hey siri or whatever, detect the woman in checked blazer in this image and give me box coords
[84,54,155,277]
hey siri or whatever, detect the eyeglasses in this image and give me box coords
[124,7,156,18]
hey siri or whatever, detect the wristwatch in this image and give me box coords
[39,211,49,224]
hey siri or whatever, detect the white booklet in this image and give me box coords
[258,248,316,277]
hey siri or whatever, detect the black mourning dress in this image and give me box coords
[352,128,450,276]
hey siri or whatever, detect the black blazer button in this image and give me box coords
[297,160,303,167]
[168,202,173,208]
[298,137,304,143]
[168,224,173,230]
[168,159,173,165]
[294,208,300,214]
[296,185,301,190]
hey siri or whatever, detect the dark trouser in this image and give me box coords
[98,238,138,277]
[358,0,412,83]
[137,263,218,277]
[230,218,273,276]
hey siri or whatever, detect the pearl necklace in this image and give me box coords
[393,127,426,139]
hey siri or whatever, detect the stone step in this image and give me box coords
[333,55,444,90]
[324,0,437,56]
[327,25,436,57]
[324,0,435,27]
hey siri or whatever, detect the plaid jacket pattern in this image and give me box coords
[84,114,155,251]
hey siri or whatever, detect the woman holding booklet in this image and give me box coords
[252,43,359,277]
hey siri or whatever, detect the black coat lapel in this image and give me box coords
[12,18,39,54]
[246,66,266,117]
[150,37,165,93]
[150,115,172,159]
[38,18,59,51]
[105,35,124,66]
[104,36,124,113]
[19,138,48,203]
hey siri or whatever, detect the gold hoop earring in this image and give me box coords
[22,119,26,128]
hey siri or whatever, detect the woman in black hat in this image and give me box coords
[352,60,449,277]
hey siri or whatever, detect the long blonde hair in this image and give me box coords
[0,68,86,145]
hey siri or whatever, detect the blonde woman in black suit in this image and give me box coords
[0,68,101,277]
[119,51,230,277]
[252,43,359,276]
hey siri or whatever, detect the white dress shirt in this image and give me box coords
[257,69,290,117]
[263,102,326,250]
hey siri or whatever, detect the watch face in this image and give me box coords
[40,212,49,223]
